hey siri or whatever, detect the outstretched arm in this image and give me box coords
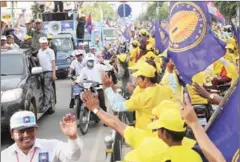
[82,90,127,136]
[181,94,226,162]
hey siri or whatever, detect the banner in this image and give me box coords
[167,2,226,84]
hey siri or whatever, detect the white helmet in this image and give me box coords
[85,53,95,61]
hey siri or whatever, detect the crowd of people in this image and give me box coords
[66,19,238,161]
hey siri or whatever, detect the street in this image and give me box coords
[1,79,111,162]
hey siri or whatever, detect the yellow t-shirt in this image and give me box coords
[129,47,140,67]
[132,86,144,97]
[125,84,175,130]
[161,71,183,101]
[124,137,168,162]
[124,126,196,150]
[160,146,203,162]
[149,37,155,47]
[187,72,208,105]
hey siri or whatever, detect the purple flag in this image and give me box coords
[167,2,226,84]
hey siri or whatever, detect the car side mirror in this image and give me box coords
[31,67,43,75]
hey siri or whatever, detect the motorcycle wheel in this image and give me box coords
[75,98,80,119]
[79,107,90,135]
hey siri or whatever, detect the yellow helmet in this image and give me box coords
[146,43,154,51]
[23,35,32,40]
[47,34,53,39]
[132,40,139,46]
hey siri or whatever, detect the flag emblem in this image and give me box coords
[169,2,207,52]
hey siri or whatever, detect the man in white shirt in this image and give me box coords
[69,50,85,76]
[75,54,112,112]
[68,50,85,108]
[37,37,56,113]
[1,111,83,162]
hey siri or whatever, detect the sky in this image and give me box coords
[2,2,147,20]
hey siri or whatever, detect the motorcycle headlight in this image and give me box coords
[66,58,72,63]
[1,88,23,103]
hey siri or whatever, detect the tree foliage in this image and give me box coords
[215,2,240,21]
[81,2,117,21]
[139,2,169,21]
[31,2,41,19]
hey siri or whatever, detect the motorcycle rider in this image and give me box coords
[74,54,113,112]
[69,50,86,108]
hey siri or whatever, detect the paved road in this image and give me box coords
[1,79,111,162]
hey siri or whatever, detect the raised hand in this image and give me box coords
[60,113,78,140]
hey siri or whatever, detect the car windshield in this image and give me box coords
[103,29,117,37]
[1,54,24,75]
[52,38,73,51]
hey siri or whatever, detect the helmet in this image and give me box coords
[47,34,53,40]
[146,44,154,51]
[85,53,95,61]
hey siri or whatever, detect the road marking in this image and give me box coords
[89,124,105,162]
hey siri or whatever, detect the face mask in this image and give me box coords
[87,61,94,69]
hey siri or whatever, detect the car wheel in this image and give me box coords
[28,101,37,119]
[47,86,56,114]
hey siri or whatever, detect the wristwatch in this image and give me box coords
[209,93,216,99]
[93,107,100,114]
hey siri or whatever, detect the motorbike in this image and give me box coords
[204,82,231,97]
[186,104,214,139]
[71,78,102,135]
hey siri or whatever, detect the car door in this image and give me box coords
[28,56,44,112]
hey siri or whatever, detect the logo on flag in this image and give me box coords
[169,2,207,52]
[167,2,226,84]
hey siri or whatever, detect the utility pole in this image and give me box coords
[156,1,159,20]
[11,1,14,27]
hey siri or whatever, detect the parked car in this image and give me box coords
[52,33,75,78]
[1,49,56,132]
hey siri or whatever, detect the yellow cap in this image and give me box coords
[117,53,127,63]
[132,62,156,78]
[148,108,186,132]
[47,34,53,39]
[23,35,32,40]
[144,51,156,59]
[140,29,148,36]
[146,44,154,51]
[152,100,182,117]
[128,60,145,70]
[124,137,168,162]
[132,40,139,46]
[225,43,234,50]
